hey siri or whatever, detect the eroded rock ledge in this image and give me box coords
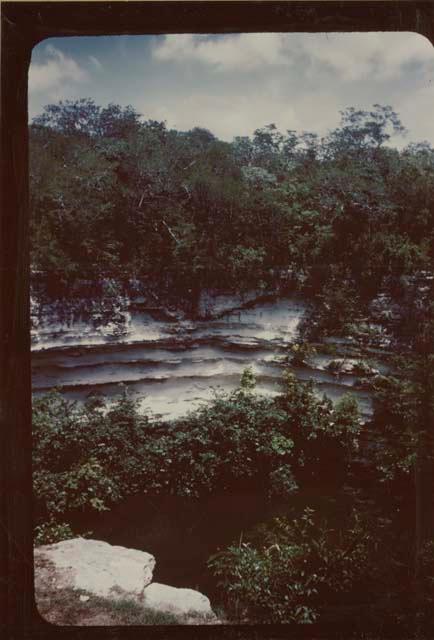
[34,538,219,626]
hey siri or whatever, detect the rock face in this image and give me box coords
[35,538,155,598]
[143,583,216,621]
[197,288,271,319]
[35,538,218,625]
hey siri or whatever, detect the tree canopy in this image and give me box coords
[30,100,434,307]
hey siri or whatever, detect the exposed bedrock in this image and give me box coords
[34,538,219,625]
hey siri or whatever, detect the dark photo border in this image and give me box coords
[2,2,434,638]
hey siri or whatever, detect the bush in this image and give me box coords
[34,522,75,546]
[304,274,363,339]
[289,342,317,367]
[208,508,375,624]
[169,383,297,498]
[275,373,361,488]
[33,373,361,534]
[33,391,153,524]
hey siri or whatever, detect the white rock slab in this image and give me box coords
[35,538,155,598]
[143,582,216,621]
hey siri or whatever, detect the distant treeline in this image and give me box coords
[30,99,434,303]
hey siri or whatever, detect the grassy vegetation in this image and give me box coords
[36,586,179,626]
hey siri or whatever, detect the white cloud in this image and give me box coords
[88,55,103,70]
[140,90,301,141]
[29,44,90,94]
[299,32,434,82]
[28,34,434,146]
[152,32,434,82]
[399,82,434,147]
[153,33,288,71]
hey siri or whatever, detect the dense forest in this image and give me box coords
[31,100,434,631]
[31,100,434,304]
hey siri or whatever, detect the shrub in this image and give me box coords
[289,342,317,367]
[275,373,361,488]
[167,383,298,498]
[34,522,75,546]
[33,390,153,524]
[208,508,374,624]
[33,373,361,533]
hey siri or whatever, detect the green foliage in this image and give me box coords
[289,342,317,366]
[33,374,361,532]
[30,99,434,628]
[36,585,180,625]
[170,387,296,498]
[368,350,434,486]
[239,366,256,392]
[208,508,374,624]
[34,522,75,546]
[325,359,377,377]
[33,390,152,523]
[370,374,421,482]
[360,303,434,630]
[227,246,267,291]
[275,373,361,488]
[325,105,406,155]
[352,360,377,376]
[308,273,363,337]
[30,100,434,306]
[102,597,179,625]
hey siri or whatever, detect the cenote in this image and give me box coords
[32,293,388,604]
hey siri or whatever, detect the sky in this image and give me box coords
[29,32,434,147]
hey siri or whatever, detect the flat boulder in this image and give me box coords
[143,582,218,623]
[35,538,155,598]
